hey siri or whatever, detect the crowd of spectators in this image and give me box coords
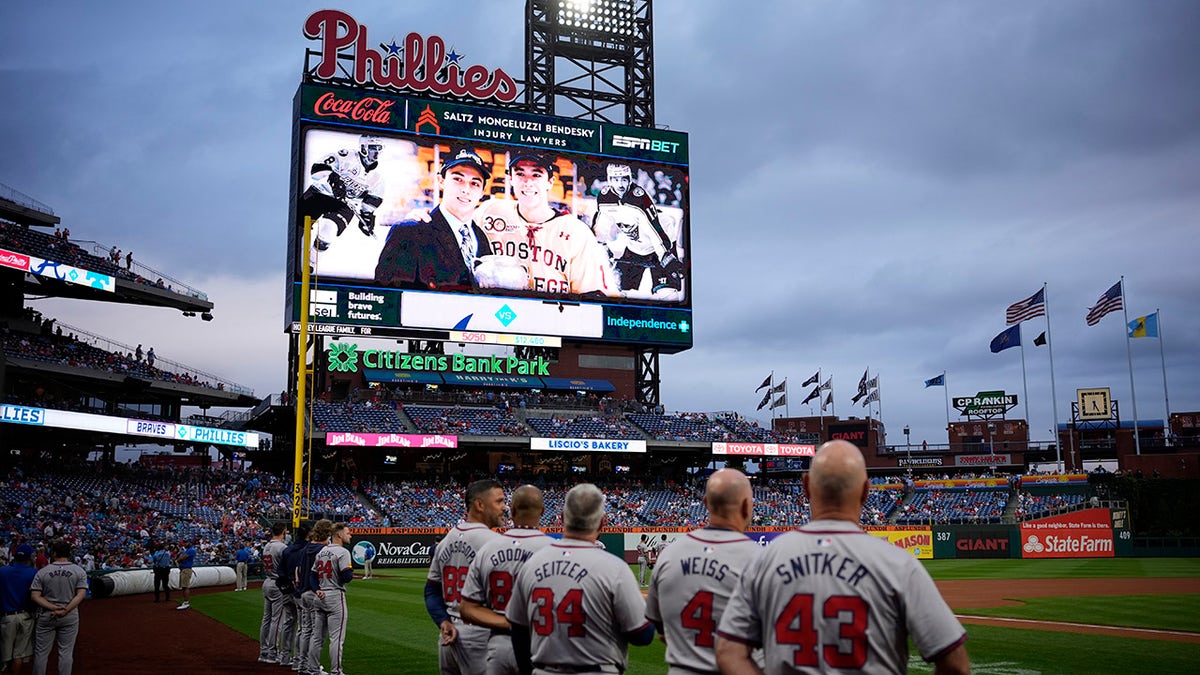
[1013,490,1087,520]
[1,459,1104,572]
[2,314,225,392]
[0,220,189,295]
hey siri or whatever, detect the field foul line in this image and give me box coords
[956,614,1200,638]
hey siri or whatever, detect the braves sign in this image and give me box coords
[304,10,518,103]
[1020,508,1114,559]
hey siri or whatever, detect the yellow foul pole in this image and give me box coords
[292,216,314,528]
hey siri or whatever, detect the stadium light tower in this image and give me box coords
[525,0,655,126]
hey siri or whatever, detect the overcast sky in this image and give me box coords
[2,1,1197,447]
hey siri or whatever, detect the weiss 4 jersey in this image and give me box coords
[717,520,967,674]
[428,520,502,619]
[645,527,762,674]
[476,199,619,296]
[506,539,649,672]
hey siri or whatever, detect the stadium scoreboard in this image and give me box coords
[286,76,692,351]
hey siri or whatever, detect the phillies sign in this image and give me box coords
[304,9,519,104]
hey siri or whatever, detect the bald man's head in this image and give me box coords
[805,440,869,520]
[510,484,545,527]
[704,468,754,531]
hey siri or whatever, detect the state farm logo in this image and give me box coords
[612,134,680,154]
[1023,535,1045,553]
[313,92,395,125]
[0,248,30,271]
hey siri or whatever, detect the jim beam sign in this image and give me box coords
[303,9,518,104]
[953,390,1018,420]
[1077,388,1113,421]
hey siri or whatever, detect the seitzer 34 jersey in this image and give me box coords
[717,520,966,674]
[506,539,649,672]
[645,527,762,675]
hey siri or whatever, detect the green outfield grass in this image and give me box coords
[960,594,1200,632]
[195,559,1200,674]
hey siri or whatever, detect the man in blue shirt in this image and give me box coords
[235,544,252,591]
[151,543,172,603]
[0,544,37,674]
[176,541,196,610]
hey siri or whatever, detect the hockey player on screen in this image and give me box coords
[593,163,685,295]
[299,134,386,262]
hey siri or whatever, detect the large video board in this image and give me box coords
[287,84,692,350]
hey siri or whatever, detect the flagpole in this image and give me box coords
[1018,324,1031,444]
[1120,277,1141,454]
[1043,283,1065,471]
[942,370,950,436]
[876,374,884,443]
[1158,309,1171,427]
[785,379,790,419]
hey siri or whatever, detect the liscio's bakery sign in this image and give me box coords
[303,9,519,104]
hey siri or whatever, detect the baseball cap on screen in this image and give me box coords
[440,149,489,180]
[508,152,557,175]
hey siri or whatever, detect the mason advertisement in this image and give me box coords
[350,534,437,568]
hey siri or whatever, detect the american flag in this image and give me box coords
[1006,287,1046,325]
[1086,281,1123,326]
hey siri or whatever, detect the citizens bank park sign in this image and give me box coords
[303,9,518,104]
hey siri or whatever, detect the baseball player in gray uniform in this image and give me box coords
[259,522,289,664]
[505,483,655,675]
[461,485,553,675]
[646,469,762,675]
[426,479,507,675]
[715,441,970,675]
[296,520,334,674]
[29,541,88,675]
[636,535,650,587]
[308,523,354,675]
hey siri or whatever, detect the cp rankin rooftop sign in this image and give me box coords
[303,9,519,104]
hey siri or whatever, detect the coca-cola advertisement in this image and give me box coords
[349,534,438,568]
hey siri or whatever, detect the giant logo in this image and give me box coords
[304,10,518,103]
[954,531,1011,558]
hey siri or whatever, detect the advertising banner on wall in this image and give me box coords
[530,438,646,453]
[828,423,869,448]
[952,529,1015,558]
[1019,508,1114,558]
[348,533,439,569]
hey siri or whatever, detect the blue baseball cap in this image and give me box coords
[14,544,34,560]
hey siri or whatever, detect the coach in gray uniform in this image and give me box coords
[461,485,553,675]
[506,483,655,675]
[259,523,289,664]
[30,541,88,675]
[426,479,507,675]
[308,523,354,675]
[716,441,970,675]
[646,469,761,675]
